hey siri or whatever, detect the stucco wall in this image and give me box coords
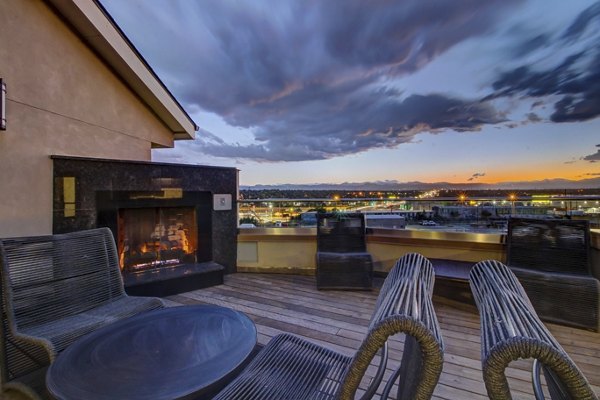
[0,0,175,237]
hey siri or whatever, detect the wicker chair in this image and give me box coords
[213,253,444,400]
[506,217,600,331]
[316,213,373,290]
[470,260,598,400]
[0,228,165,398]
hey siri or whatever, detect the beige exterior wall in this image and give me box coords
[238,239,317,275]
[0,0,176,237]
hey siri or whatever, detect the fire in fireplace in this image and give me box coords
[118,207,198,273]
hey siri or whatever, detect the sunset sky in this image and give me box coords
[100,0,600,187]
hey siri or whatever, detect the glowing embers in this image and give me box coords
[118,207,198,273]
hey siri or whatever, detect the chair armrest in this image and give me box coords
[469,260,597,400]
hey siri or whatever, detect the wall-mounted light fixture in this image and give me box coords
[0,79,6,130]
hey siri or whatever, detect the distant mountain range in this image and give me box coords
[241,177,600,191]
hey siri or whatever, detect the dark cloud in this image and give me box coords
[562,2,600,41]
[582,172,600,176]
[319,1,518,73]
[102,0,517,162]
[583,145,600,162]
[194,93,503,161]
[531,100,545,109]
[102,0,600,163]
[467,172,486,182]
[491,52,588,98]
[512,34,551,58]
[489,2,600,123]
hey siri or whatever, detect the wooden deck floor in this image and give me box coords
[167,272,600,400]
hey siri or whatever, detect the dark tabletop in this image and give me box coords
[46,305,257,400]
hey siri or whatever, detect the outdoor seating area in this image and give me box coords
[1,227,599,399]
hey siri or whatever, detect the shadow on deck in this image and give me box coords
[166,272,600,400]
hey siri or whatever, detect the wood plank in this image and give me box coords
[164,272,600,399]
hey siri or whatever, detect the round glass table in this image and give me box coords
[46,305,257,400]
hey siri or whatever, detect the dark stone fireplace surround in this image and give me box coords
[52,156,239,296]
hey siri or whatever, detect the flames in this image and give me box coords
[118,209,197,273]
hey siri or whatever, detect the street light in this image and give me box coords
[509,194,516,215]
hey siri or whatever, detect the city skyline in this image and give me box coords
[100,0,600,187]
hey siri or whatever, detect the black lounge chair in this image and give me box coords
[470,259,598,400]
[316,213,373,290]
[213,253,445,400]
[506,217,600,331]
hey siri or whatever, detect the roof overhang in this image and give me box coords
[46,0,197,140]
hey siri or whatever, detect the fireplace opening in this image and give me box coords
[118,207,198,274]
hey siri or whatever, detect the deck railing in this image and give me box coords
[238,195,600,230]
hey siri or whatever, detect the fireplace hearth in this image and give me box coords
[52,156,238,296]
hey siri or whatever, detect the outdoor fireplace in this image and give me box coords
[119,207,198,273]
[95,190,219,296]
[52,156,238,296]
[96,190,213,269]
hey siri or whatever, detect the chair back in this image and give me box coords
[0,228,125,388]
[1,228,124,330]
[317,213,367,253]
[507,217,590,275]
[336,253,444,400]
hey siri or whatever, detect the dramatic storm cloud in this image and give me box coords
[101,0,600,170]
[101,0,518,161]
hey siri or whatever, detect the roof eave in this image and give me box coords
[46,0,197,140]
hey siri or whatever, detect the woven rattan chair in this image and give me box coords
[0,228,165,398]
[470,259,598,400]
[214,253,444,400]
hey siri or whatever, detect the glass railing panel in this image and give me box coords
[238,195,600,234]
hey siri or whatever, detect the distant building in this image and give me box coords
[433,205,552,220]
[300,212,318,226]
[365,214,406,229]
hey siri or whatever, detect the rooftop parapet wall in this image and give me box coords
[237,228,505,274]
[238,228,600,277]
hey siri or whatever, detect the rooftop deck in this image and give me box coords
[5,270,599,400]
[166,272,600,400]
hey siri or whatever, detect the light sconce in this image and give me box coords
[1,79,6,130]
